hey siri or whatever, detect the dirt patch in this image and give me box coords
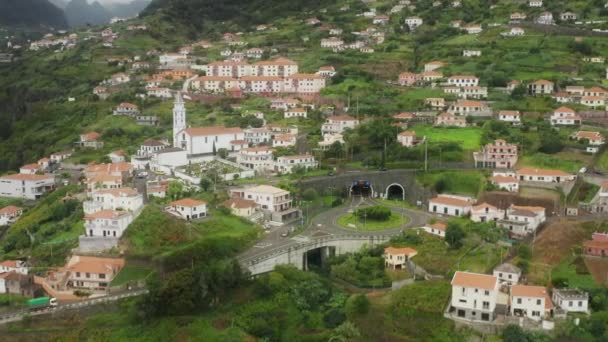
[532,219,592,265]
[212,318,229,331]
[584,257,608,286]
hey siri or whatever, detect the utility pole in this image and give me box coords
[424,138,428,171]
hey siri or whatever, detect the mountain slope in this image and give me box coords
[64,0,111,27]
[143,0,332,30]
[106,0,152,18]
[0,0,68,28]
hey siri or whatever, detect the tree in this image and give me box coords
[302,188,318,201]
[510,85,526,100]
[330,321,361,342]
[346,294,370,318]
[167,181,183,200]
[445,222,465,249]
[502,325,528,342]
[199,177,212,192]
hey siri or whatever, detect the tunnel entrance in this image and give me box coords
[351,180,372,197]
[303,246,336,271]
[386,183,405,201]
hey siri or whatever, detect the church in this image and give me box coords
[172,93,246,159]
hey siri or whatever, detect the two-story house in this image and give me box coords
[450,271,499,321]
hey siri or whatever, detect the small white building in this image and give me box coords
[284,107,307,119]
[84,188,143,215]
[490,174,519,192]
[83,209,132,239]
[552,289,589,314]
[383,247,418,270]
[321,115,359,135]
[510,285,553,321]
[428,194,474,217]
[0,206,22,226]
[450,271,499,321]
[272,133,297,148]
[498,204,546,237]
[0,174,55,200]
[471,202,504,223]
[274,155,317,174]
[0,260,28,275]
[165,198,207,220]
[405,17,423,30]
[516,168,576,183]
[463,50,482,57]
[447,75,479,87]
[237,147,275,173]
[493,263,521,286]
[397,131,422,147]
[497,110,521,125]
[422,222,447,238]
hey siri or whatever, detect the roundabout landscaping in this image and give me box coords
[337,205,410,231]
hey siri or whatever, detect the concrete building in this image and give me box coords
[552,289,589,314]
[165,198,207,220]
[498,205,546,237]
[45,256,124,291]
[471,202,504,223]
[0,206,23,226]
[510,285,553,321]
[516,168,576,183]
[493,263,521,286]
[422,222,447,238]
[274,155,318,174]
[221,198,257,218]
[473,139,518,169]
[237,147,275,173]
[84,188,143,215]
[383,247,418,270]
[0,174,55,200]
[450,271,499,321]
[428,194,474,217]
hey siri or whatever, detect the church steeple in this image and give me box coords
[173,92,186,148]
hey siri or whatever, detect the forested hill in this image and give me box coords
[142,0,333,30]
[0,0,68,28]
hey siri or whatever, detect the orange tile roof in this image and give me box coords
[555,106,575,113]
[429,196,471,207]
[533,79,554,85]
[517,167,572,177]
[254,57,297,66]
[94,187,139,197]
[511,285,548,298]
[472,202,498,211]
[118,102,137,108]
[84,162,133,173]
[85,210,129,220]
[1,174,54,181]
[399,131,416,137]
[491,175,518,183]
[0,206,22,215]
[21,163,40,170]
[384,246,417,257]
[87,173,122,183]
[452,271,497,290]
[428,222,447,231]
[0,260,18,268]
[66,256,125,274]
[169,198,207,207]
[184,126,243,136]
[574,131,603,141]
[288,73,325,80]
[449,75,478,79]
[454,100,484,107]
[222,198,257,209]
[394,112,415,119]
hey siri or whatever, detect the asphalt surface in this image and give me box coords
[238,196,431,262]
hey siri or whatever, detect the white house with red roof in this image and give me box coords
[85,173,123,195]
[490,174,519,192]
[272,133,297,148]
[284,107,307,119]
[383,247,417,270]
[580,96,605,108]
[473,139,518,169]
[0,260,27,275]
[448,100,487,116]
[0,206,23,226]
[447,75,479,87]
[516,168,576,184]
[0,174,55,200]
[550,107,581,126]
[275,155,318,174]
[176,126,245,156]
[19,163,41,175]
[84,188,143,214]
[165,198,207,220]
[422,222,447,238]
[510,285,553,321]
[498,204,546,237]
[79,131,104,149]
[237,146,275,173]
[108,150,127,163]
[316,66,337,78]
[471,202,504,223]
[528,80,554,95]
[435,112,466,127]
[397,131,423,147]
[113,102,139,116]
[497,110,521,125]
[450,271,499,321]
[83,209,133,241]
[398,72,419,86]
[571,131,605,153]
[321,115,360,135]
[424,61,445,72]
[428,194,474,216]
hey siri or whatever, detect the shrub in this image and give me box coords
[355,206,391,221]
[346,294,370,318]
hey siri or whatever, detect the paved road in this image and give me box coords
[0,289,148,325]
[238,196,431,262]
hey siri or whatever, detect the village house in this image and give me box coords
[553,92,572,103]
[85,173,123,195]
[580,96,605,109]
[114,102,139,116]
[490,174,519,192]
[424,61,445,72]
[590,183,608,214]
[45,255,124,291]
[493,263,521,286]
[221,198,257,218]
[165,198,207,220]
[471,202,504,223]
[517,167,576,184]
[247,48,264,59]
[0,174,55,200]
[463,50,482,57]
[435,112,466,127]
[284,107,308,119]
[83,162,133,181]
[422,222,447,238]
[78,132,103,149]
[552,289,589,314]
[329,28,343,35]
[582,57,605,64]
[450,271,499,321]
[498,204,546,237]
[447,75,479,87]
[20,163,41,175]
[275,155,318,174]
[473,139,518,169]
[428,194,474,217]
[131,139,169,169]
[244,127,271,145]
[176,126,245,156]
[93,86,110,100]
[510,285,553,321]
[147,87,173,98]
[497,110,522,125]
[420,71,444,83]
[448,100,487,116]
[425,97,446,109]
[528,80,554,95]
[383,247,418,270]
[463,24,483,34]
[316,66,337,78]
[397,131,424,147]
[373,15,390,25]
[398,72,419,86]
[405,17,423,30]
[0,206,23,226]
[272,133,297,148]
[550,107,581,126]
[583,232,608,257]
[566,85,585,96]
[83,209,132,242]
[131,61,150,70]
[321,115,360,135]
[501,27,525,37]
[393,112,416,123]
[456,86,488,99]
[237,146,275,173]
[451,20,463,28]
[107,72,130,86]
[584,86,607,97]
[560,12,577,21]
[318,133,344,151]
[571,131,605,153]
[0,260,28,275]
[0,272,37,296]
[536,12,555,25]
[84,188,143,215]
[230,185,299,222]
[529,0,542,7]
[510,12,527,21]
[108,150,127,163]
[321,37,344,49]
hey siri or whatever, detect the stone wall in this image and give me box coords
[78,236,119,253]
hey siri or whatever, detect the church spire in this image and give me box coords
[172,92,186,148]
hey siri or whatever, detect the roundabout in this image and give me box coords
[336,210,410,231]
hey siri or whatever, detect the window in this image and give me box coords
[86,272,91,278]
[99,273,106,279]
[76,272,81,277]
[517,298,522,304]
[484,290,489,296]
[536,299,541,305]
[579,301,583,307]
[569,301,573,307]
